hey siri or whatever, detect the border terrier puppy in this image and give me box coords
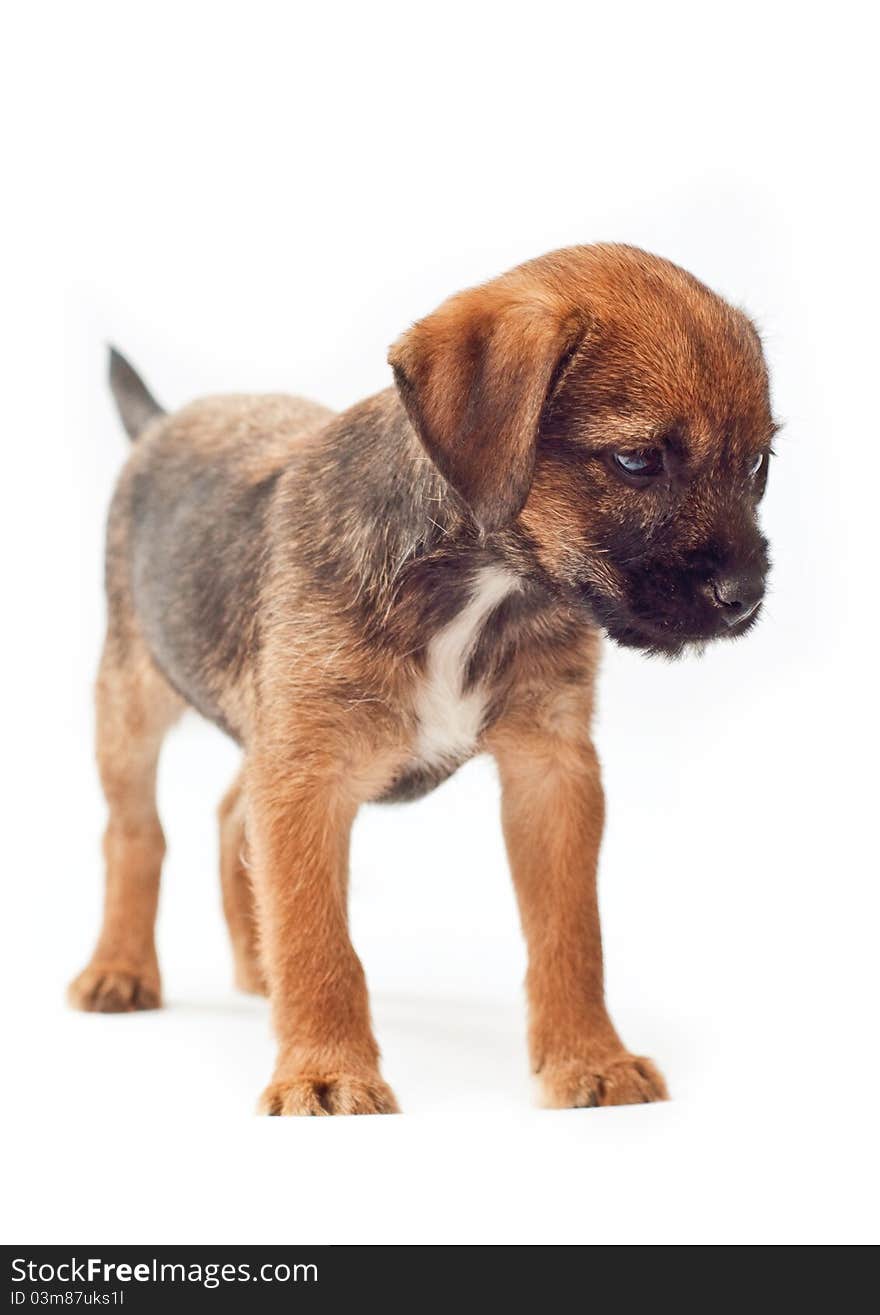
[69,245,775,1115]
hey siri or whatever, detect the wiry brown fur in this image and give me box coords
[70,244,775,1114]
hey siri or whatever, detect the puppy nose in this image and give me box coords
[709,571,764,625]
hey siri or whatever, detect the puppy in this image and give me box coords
[69,245,775,1114]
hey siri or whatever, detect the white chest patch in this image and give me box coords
[414,565,519,768]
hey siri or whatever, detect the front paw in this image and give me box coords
[68,962,161,1013]
[258,1073,400,1116]
[539,1053,668,1109]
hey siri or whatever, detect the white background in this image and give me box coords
[2,1,877,1245]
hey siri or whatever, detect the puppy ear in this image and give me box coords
[389,281,584,532]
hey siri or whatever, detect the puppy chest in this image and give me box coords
[412,565,518,768]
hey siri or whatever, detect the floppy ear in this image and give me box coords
[388,281,584,532]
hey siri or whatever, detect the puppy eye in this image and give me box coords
[748,452,765,477]
[612,448,664,479]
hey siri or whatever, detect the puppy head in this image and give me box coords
[390,244,776,656]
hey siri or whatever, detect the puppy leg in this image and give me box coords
[247,750,398,1116]
[490,714,668,1108]
[218,772,267,996]
[68,635,182,1012]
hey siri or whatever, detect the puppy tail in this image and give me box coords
[108,347,165,440]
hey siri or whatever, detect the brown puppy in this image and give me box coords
[69,245,776,1115]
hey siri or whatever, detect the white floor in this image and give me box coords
[5,676,877,1244]
[12,985,869,1246]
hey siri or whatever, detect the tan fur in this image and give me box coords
[218,772,266,996]
[487,672,666,1106]
[69,630,182,1012]
[70,244,775,1114]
